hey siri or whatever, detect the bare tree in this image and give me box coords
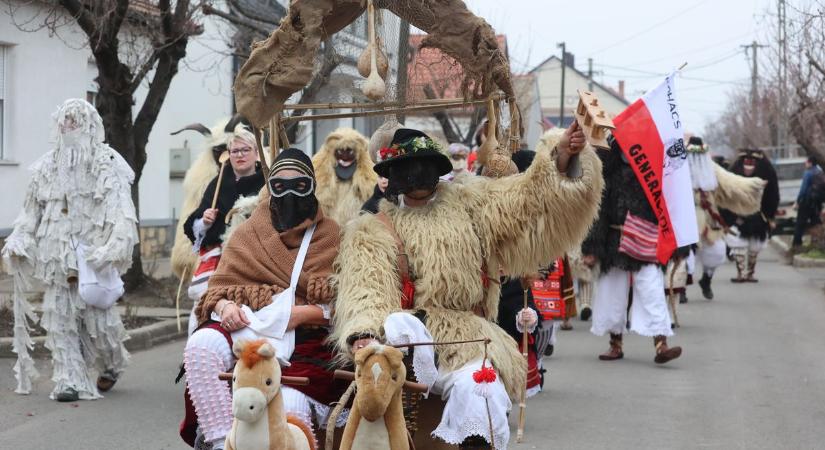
[5,0,206,288]
[203,0,341,143]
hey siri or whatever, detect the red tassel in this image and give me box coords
[472,365,497,384]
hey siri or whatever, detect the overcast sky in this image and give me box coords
[466,0,776,136]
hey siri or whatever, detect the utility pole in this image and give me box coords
[777,0,788,156]
[558,41,566,126]
[588,57,594,92]
[742,40,767,124]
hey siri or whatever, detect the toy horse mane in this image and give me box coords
[239,339,270,368]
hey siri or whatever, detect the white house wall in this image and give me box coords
[0,2,235,233]
[534,58,627,120]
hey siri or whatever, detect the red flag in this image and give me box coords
[612,73,698,264]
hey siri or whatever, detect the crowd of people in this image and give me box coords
[4,98,824,450]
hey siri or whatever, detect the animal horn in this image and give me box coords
[224,114,248,133]
[170,123,211,137]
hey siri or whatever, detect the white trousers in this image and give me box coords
[697,239,727,275]
[591,265,673,337]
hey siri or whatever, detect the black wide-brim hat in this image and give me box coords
[373,128,452,178]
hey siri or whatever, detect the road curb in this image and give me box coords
[0,317,188,358]
[793,254,825,268]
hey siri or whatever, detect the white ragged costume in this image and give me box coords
[2,99,138,400]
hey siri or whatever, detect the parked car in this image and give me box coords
[774,157,807,235]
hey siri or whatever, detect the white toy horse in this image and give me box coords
[226,339,315,450]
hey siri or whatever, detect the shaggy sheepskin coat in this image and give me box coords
[695,163,765,244]
[312,128,377,226]
[332,131,604,399]
[720,158,779,241]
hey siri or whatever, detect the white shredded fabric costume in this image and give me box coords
[2,99,138,400]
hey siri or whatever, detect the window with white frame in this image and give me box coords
[0,45,5,160]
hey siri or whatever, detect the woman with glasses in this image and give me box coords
[182,127,265,333]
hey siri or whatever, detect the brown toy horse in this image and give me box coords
[225,339,316,450]
[340,344,410,450]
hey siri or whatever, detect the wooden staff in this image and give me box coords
[516,287,529,442]
[333,369,429,393]
[218,372,309,385]
[210,151,230,209]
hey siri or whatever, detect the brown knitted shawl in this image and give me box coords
[195,196,340,323]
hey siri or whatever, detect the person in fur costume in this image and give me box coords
[582,136,683,364]
[181,149,345,450]
[2,99,138,401]
[686,136,764,298]
[332,124,603,449]
[721,149,780,283]
[170,116,249,280]
[181,128,265,335]
[312,127,376,226]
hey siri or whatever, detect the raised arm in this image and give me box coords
[330,215,403,354]
[712,162,766,216]
[466,129,604,277]
[2,176,42,264]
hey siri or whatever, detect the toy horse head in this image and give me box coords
[231,339,281,423]
[353,344,406,422]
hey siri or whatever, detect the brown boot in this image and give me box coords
[745,251,759,282]
[599,333,624,361]
[653,336,682,364]
[730,253,747,283]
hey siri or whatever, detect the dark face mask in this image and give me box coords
[385,159,441,199]
[269,194,318,232]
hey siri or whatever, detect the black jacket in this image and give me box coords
[581,142,659,274]
[183,163,265,248]
[720,159,779,241]
[361,185,385,214]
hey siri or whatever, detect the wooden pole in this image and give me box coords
[516,287,529,442]
[282,95,503,111]
[281,98,499,124]
[174,264,191,333]
[269,117,280,162]
[210,156,229,209]
[253,126,270,189]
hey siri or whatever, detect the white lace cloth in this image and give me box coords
[383,312,439,389]
[431,359,511,449]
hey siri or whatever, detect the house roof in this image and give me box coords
[406,33,509,102]
[530,55,629,106]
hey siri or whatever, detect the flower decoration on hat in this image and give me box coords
[379,135,444,162]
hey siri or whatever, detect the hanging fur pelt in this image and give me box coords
[312,127,377,226]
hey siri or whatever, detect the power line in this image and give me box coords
[589,0,711,55]
[622,30,755,67]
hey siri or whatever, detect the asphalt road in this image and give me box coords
[2,246,824,450]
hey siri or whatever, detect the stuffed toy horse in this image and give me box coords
[226,339,316,450]
[340,344,409,450]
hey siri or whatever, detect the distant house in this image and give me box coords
[404,34,542,148]
[530,55,629,128]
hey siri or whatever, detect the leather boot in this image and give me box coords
[599,333,624,361]
[730,253,747,283]
[653,335,682,364]
[698,273,714,300]
[745,251,759,282]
